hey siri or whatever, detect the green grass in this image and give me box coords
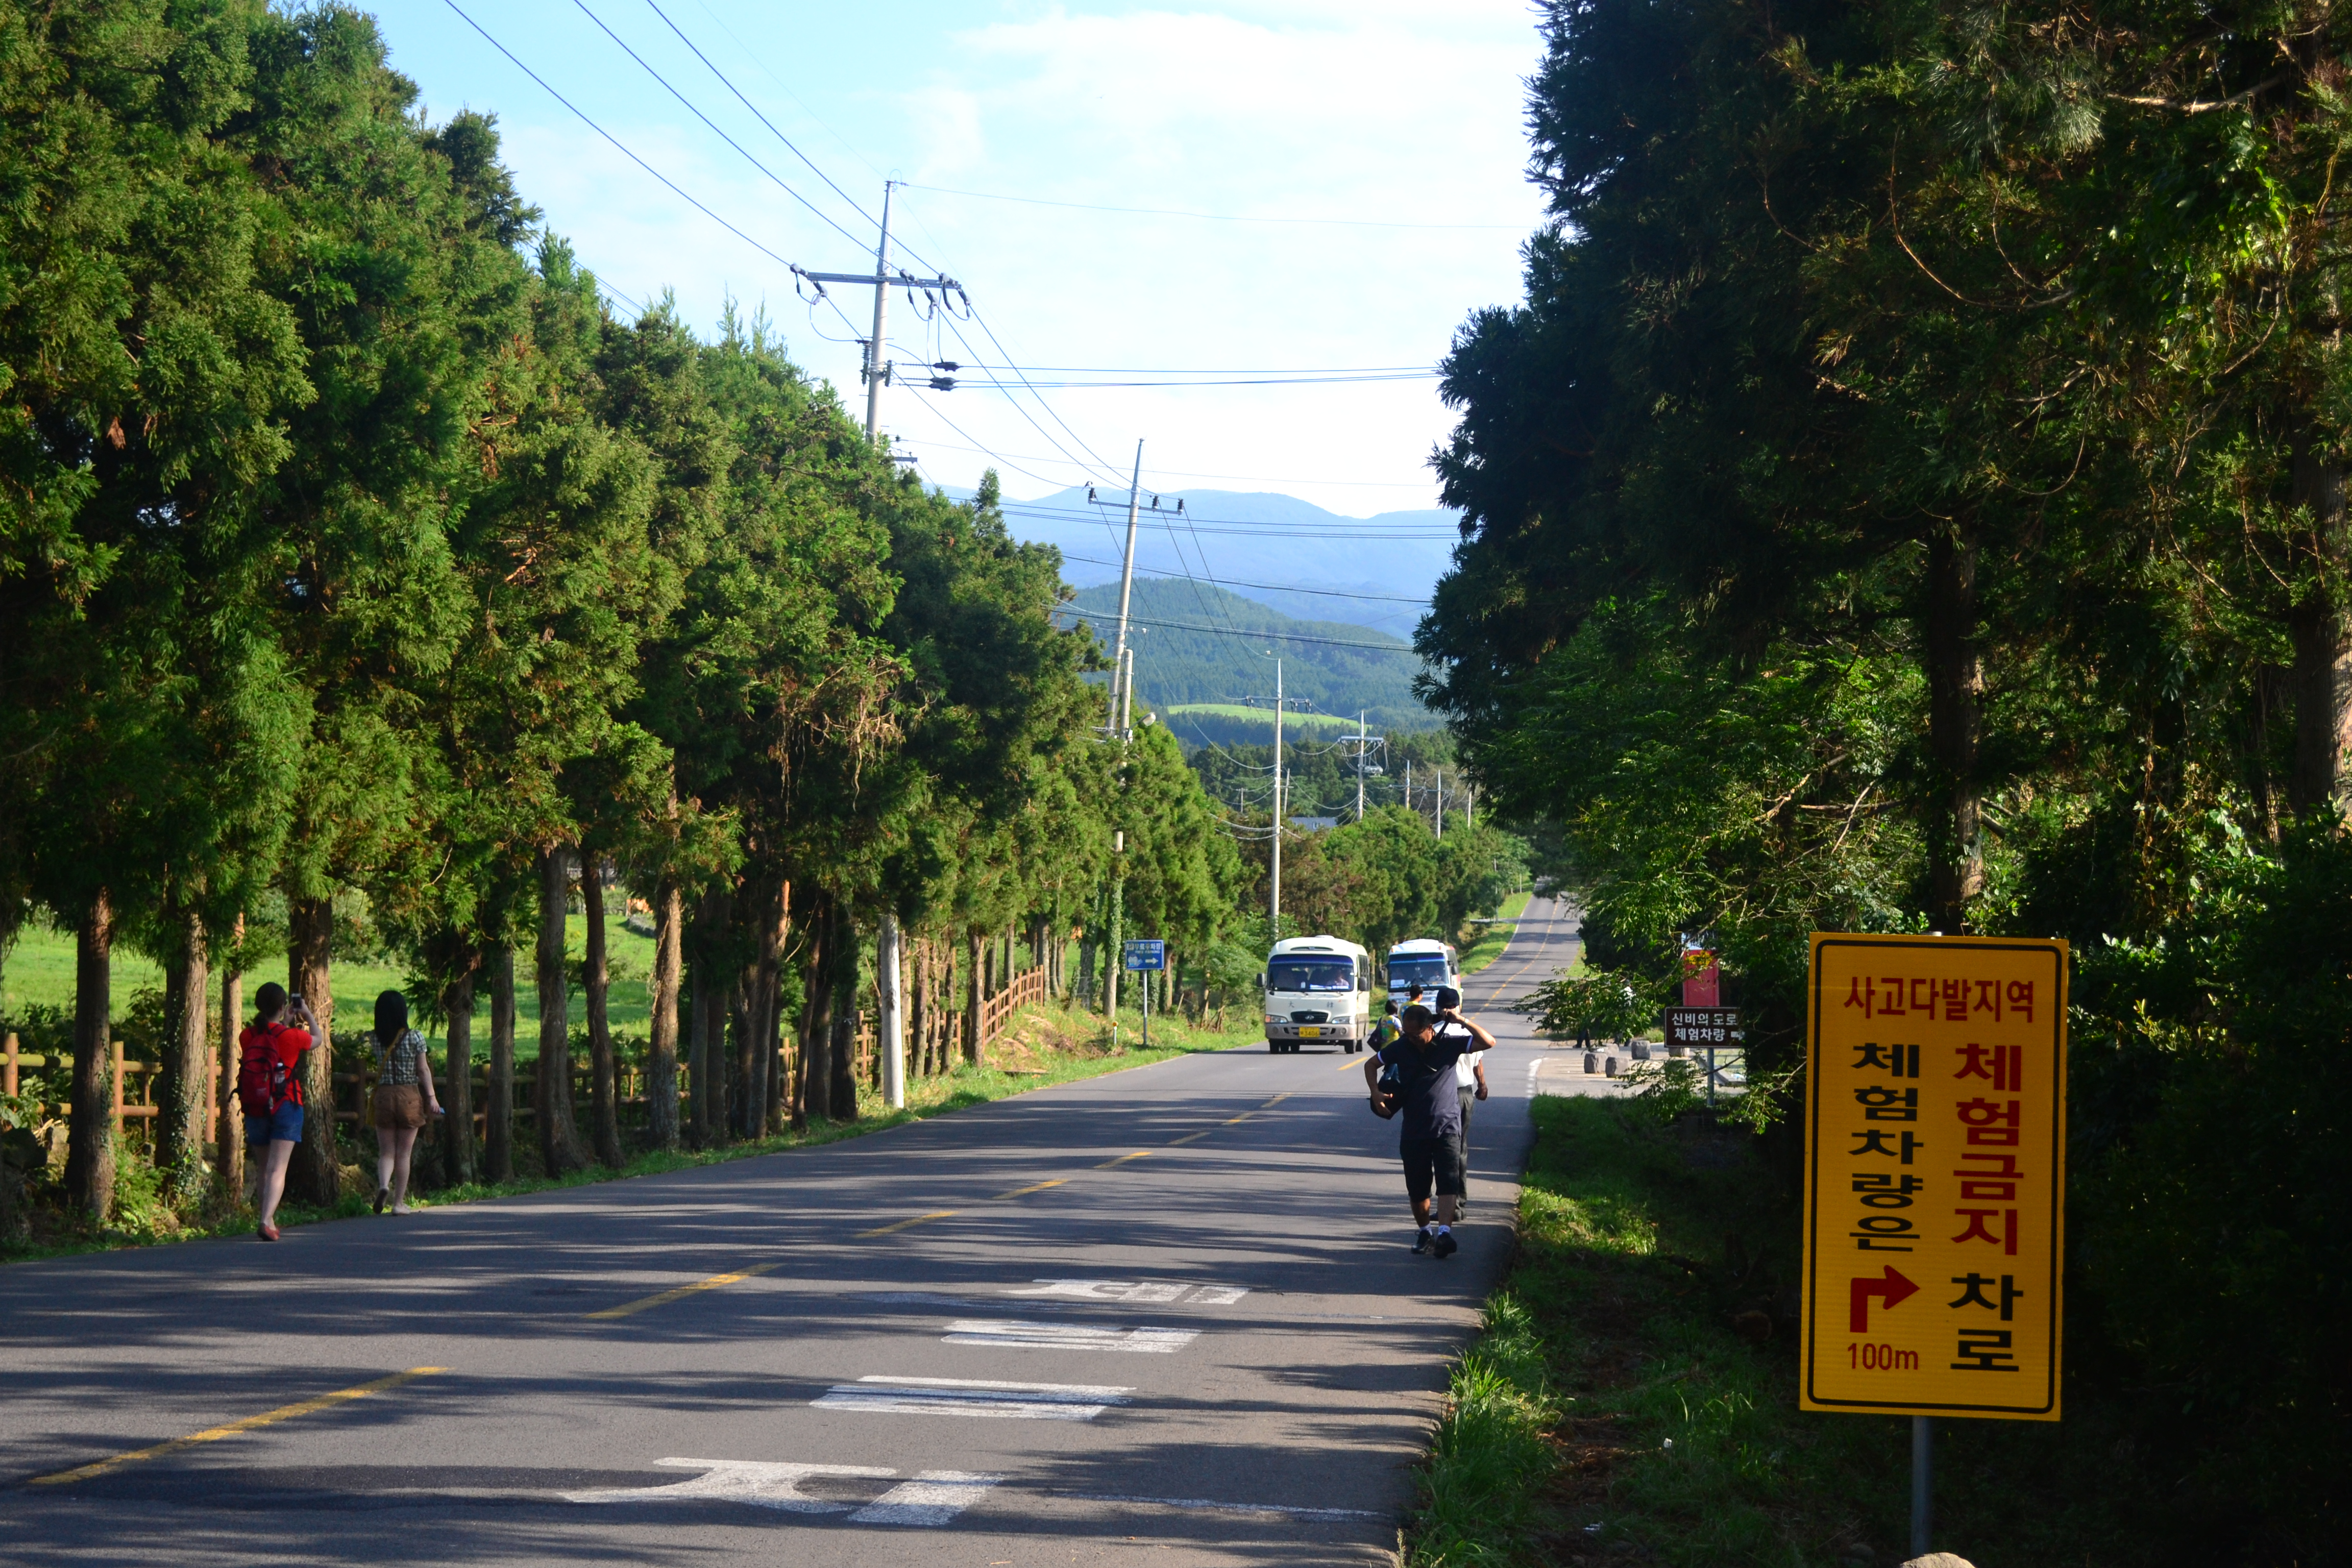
[2,913,660,1054]
[1408,1096,2176,1567]
[1164,702,1362,733]
[2,996,1260,1264]
[1457,890,1535,978]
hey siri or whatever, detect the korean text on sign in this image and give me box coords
[1800,934,2068,1421]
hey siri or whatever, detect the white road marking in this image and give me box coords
[1069,1491,1386,1522]
[1526,1059,1542,1098]
[563,1458,893,1511]
[943,1318,1198,1353]
[1005,1278,1249,1305]
[814,1375,1132,1420]
[849,1470,1006,1526]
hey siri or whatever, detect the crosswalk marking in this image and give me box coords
[564,1458,893,1511]
[943,1318,1198,1352]
[1004,1278,1249,1305]
[850,1470,1006,1525]
[814,1375,1132,1421]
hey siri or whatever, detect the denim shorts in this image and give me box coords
[245,1101,305,1149]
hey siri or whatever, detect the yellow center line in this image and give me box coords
[853,1210,958,1239]
[992,1178,1067,1200]
[1335,1056,1367,1071]
[1165,1130,1212,1145]
[587,1261,783,1320]
[1261,1092,1294,1107]
[1094,1150,1152,1168]
[29,1367,445,1486]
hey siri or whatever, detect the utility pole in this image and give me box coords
[797,181,958,1111]
[1109,440,1145,738]
[795,179,962,451]
[1356,710,1367,821]
[1436,766,1444,841]
[1406,758,1413,827]
[1270,659,1283,942]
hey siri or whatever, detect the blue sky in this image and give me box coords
[374,1,1551,519]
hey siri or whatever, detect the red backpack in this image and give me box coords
[236,1024,303,1115]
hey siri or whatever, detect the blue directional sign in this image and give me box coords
[1122,939,1166,972]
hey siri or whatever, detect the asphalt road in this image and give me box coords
[4,900,1580,1566]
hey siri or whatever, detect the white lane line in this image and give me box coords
[1069,1491,1386,1522]
[814,1375,1132,1421]
[564,1458,892,1511]
[849,1470,1006,1526]
[943,1318,1198,1353]
[1005,1279,1249,1305]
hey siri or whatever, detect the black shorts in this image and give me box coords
[1399,1133,1466,1202]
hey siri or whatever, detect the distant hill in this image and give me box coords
[991,485,1457,640]
[1055,579,1431,735]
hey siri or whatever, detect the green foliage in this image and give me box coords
[1512,966,1662,1042]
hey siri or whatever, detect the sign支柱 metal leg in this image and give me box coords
[1911,1415,1932,1556]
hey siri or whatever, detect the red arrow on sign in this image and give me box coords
[1849,1265,1919,1333]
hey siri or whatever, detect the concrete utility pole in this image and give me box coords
[1356,711,1367,821]
[1109,440,1145,738]
[797,180,960,1112]
[1270,659,1283,941]
[1406,759,1413,827]
[1436,767,1444,841]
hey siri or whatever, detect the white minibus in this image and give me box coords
[1384,938,1461,1005]
[1262,936,1371,1053]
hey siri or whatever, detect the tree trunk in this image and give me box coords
[800,902,835,1123]
[2289,449,2352,819]
[760,880,788,1134]
[731,966,756,1140]
[286,895,338,1207]
[65,889,114,1219]
[159,905,209,1185]
[830,907,859,1121]
[486,942,516,1184]
[582,862,621,1168]
[648,874,683,1150]
[441,959,476,1187]
[536,845,590,1177]
[1924,527,1983,933]
[689,887,730,1145]
[214,913,244,1201]
[965,929,985,1065]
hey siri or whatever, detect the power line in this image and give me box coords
[1051,553,1427,604]
[443,2,814,285]
[571,0,873,255]
[1050,607,1419,654]
[893,436,1439,489]
[954,372,1441,389]
[904,183,1530,231]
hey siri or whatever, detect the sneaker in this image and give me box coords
[1412,1227,1432,1255]
[258,1221,280,1242]
[1432,1229,1459,1259]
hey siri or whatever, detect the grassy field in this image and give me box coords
[1407,1094,2172,1567]
[3,996,1262,1263]
[2,913,662,1051]
[1164,702,1363,733]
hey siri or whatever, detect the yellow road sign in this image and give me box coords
[1801,934,2068,1420]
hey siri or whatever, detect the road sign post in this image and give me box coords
[1123,941,1165,1049]
[1802,933,2069,1558]
[1663,1007,1741,1106]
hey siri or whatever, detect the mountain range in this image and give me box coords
[1054,579,1430,737]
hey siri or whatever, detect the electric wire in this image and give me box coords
[571,0,874,255]
[444,1,812,284]
[893,436,1438,489]
[1051,555,1423,605]
[1049,607,1418,654]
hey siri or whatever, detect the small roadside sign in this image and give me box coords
[1662,1007,1741,1049]
[1122,939,1165,972]
[1801,933,2069,1421]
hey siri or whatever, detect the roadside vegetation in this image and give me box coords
[1411,1,2352,1557]
[1410,1094,2195,1567]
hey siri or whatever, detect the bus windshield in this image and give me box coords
[1387,955,1451,993]
[1267,958,1356,993]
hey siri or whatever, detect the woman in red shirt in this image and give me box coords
[237,983,316,1241]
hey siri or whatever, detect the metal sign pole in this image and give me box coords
[1912,1416,1933,1556]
